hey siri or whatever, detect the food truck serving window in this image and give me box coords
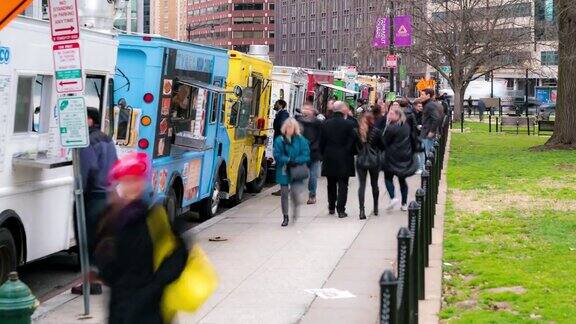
[14,75,51,134]
[171,81,208,137]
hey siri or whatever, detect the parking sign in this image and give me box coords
[57,97,89,148]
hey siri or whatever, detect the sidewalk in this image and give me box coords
[34,170,446,323]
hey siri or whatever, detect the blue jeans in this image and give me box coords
[308,160,321,197]
[418,152,425,171]
[423,138,435,155]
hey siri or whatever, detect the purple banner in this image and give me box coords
[372,16,412,48]
[372,17,389,48]
[394,16,413,47]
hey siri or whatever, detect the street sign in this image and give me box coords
[386,55,397,69]
[398,65,407,81]
[48,0,80,42]
[0,0,34,31]
[53,42,83,94]
[57,97,89,148]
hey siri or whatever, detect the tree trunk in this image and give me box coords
[546,0,576,148]
[452,86,464,122]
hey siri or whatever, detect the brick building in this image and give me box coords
[187,0,275,55]
[274,0,426,77]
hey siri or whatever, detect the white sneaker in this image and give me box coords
[401,204,408,211]
[386,198,400,210]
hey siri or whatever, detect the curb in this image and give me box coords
[31,184,279,321]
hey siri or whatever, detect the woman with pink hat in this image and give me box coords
[95,152,187,324]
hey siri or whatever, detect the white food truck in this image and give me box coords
[265,66,308,170]
[0,12,118,282]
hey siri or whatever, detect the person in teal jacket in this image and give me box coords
[273,117,311,226]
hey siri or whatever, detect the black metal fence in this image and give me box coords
[379,116,449,324]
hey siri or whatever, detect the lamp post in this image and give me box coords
[388,1,395,94]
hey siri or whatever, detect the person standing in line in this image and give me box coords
[342,103,359,128]
[296,103,323,205]
[320,101,357,218]
[273,118,310,226]
[467,96,473,118]
[272,99,289,196]
[412,100,426,172]
[381,106,416,212]
[419,89,441,155]
[72,107,118,295]
[355,108,383,219]
[400,98,423,174]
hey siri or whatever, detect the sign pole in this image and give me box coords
[72,148,90,316]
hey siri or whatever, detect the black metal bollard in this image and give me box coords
[420,171,430,266]
[396,227,412,324]
[460,111,464,133]
[425,155,435,232]
[424,159,433,246]
[408,201,424,301]
[380,270,398,324]
[433,139,441,177]
[415,188,428,269]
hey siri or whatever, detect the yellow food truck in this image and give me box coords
[223,46,272,204]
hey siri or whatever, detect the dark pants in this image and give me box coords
[74,192,107,265]
[384,171,409,205]
[357,167,379,210]
[327,176,349,213]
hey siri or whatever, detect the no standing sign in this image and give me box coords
[48,0,80,42]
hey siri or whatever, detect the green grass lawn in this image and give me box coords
[441,122,576,323]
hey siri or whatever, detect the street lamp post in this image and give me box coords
[388,1,395,94]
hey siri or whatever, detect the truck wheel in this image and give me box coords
[199,177,221,221]
[165,188,178,223]
[229,164,246,206]
[247,157,268,193]
[0,228,17,284]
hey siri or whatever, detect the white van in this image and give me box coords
[265,66,308,170]
[0,16,117,282]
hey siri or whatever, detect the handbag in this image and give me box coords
[288,163,310,182]
[356,143,379,170]
[147,206,218,322]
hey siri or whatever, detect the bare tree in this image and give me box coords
[545,0,576,148]
[408,0,534,120]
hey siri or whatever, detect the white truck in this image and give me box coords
[265,66,308,171]
[0,15,118,283]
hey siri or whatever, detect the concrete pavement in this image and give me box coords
[33,165,446,323]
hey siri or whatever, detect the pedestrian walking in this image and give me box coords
[467,96,473,118]
[272,99,290,196]
[72,107,118,295]
[381,106,417,211]
[296,103,323,205]
[273,118,311,226]
[477,98,486,121]
[419,89,441,155]
[355,108,383,219]
[95,153,187,324]
[320,101,357,218]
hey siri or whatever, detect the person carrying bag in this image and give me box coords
[356,108,384,220]
[273,118,311,227]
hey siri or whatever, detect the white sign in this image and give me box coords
[386,55,398,69]
[53,42,83,94]
[48,0,80,42]
[57,97,89,148]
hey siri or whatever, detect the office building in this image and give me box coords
[275,0,427,77]
[187,0,275,55]
[151,0,187,39]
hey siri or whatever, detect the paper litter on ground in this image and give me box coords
[305,288,356,299]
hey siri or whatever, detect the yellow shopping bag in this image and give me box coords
[147,206,218,322]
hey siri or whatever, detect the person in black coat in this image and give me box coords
[272,99,290,196]
[382,106,416,212]
[95,153,187,324]
[419,88,441,154]
[320,101,357,218]
[297,103,323,204]
[355,109,384,219]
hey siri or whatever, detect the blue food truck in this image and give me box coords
[111,34,232,220]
